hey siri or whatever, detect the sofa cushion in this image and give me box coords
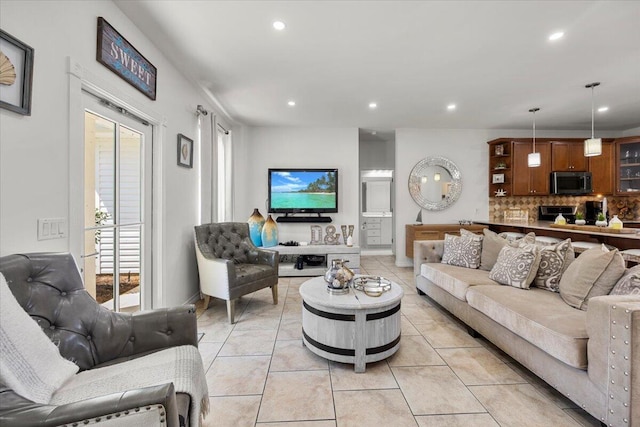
[532,238,574,293]
[559,245,626,310]
[421,263,499,301]
[0,273,79,404]
[441,233,483,269]
[235,263,276,286]
[466,285,588,369]
[609,265,640,296]
[489,244,541,289]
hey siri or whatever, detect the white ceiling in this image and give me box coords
[115,1,640,132]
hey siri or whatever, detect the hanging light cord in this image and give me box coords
[529,108,540,152]
[586,82,600,139]
[591,85,595,139]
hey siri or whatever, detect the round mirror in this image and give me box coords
[408,157,462,210]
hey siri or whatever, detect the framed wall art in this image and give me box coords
[492,173,505,184]
[177,134,193,168]
[96,17,157,100]
[0,29,34,115]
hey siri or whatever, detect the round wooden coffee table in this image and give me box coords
[299,276,403,373]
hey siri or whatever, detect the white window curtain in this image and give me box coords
[216,125,232,222]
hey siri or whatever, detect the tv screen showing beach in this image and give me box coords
[269,170,337,211]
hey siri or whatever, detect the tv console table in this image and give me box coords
[273,244,360,277]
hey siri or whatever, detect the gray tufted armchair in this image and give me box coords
[194,222,279,324]
[0,252,198,427]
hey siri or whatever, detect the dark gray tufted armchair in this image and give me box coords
[0,252,198,427]
[194,222,279,323]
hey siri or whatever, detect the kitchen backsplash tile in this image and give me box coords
[489,195,640,223]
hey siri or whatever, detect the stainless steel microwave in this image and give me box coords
[550,171,592,195]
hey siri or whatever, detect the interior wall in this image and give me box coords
[233,127,359,244]
[0,0,229,307]
[394,128,624,266]
[359,139,395,170]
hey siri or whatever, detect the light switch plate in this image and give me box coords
[38,218,67,240]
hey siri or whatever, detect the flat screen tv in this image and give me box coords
[268,168,338,214]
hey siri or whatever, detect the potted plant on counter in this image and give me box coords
[574,212,586,226]
[595,212,608,227]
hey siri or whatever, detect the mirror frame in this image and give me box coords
[408,156,462,211]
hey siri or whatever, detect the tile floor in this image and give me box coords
[195,256,600,427]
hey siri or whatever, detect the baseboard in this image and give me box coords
[184,292,201,306]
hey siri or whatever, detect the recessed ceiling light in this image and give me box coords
[598,106,609,112]
[549,31,564,41]
[273,21,286,31]
[287,100,296,107]
[447,104,456,110]
[369,102,377,109]
[371,131,377,135]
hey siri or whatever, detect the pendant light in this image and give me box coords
[584,82,602,157]
[527,108,541,167]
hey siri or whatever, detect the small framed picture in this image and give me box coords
[492,173,505,184]
[177,134,193,168]
[0,29,34,115]
[494,144,504,156]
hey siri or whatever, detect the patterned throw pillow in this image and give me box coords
[441,233,483,269]
[498,231,536,245]
[489,244,541,289]
[532,239,574,292]
[610,265,640,296]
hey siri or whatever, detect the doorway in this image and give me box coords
[82,95,153,312]
[358,129,395,255]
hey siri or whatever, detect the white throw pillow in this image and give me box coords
[0,273,79,403]
[441,232,482,269]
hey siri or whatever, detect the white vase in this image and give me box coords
[595,220,607,227]
[609,215,623,230]
[574,219,586,226]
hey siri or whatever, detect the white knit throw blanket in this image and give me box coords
[51,345,209,427]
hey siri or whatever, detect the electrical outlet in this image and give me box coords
[38,218,67,240]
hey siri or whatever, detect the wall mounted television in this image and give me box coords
[268,168,338,215]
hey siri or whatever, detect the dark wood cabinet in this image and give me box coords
[552,141,587,171]
[488,141,512,197]
[589,141,614,195]
[512,141,551,195]
[615,136,640,195]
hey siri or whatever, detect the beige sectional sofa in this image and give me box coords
[414,239,639,427]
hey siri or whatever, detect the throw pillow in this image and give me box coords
[441,232,482,269]
[0,274,79,404]
[532,238,574,292]
[479,229,510,271]
[609,265,640,296]
[489,244,541,289]
[498,231,536,245]
[559,245,626,310]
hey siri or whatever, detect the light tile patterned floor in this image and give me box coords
[196,255,600,427]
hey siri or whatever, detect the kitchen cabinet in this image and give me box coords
[551,141,587,171]
[615,136,640,195]
[405,224,486,258]
[512,141,551,195]
[588,141,614,195]
[488,140,512,197]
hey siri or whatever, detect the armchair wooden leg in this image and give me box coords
[226,299,236,324]
[271,285,278,305]
[203,295,211,309]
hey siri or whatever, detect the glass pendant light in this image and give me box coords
[528,108,541,167]
[584,82,602,157]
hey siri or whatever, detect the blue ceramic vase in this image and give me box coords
[261,215,278,247]
[248,208,265,246]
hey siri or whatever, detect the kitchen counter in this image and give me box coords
[474,220,640,251]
